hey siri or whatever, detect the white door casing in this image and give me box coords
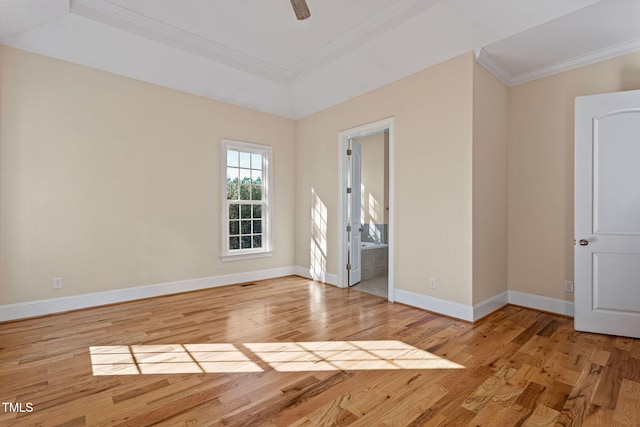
[575,89,640,338]
[349,139,362,286]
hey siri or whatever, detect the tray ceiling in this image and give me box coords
[2,0,638,118]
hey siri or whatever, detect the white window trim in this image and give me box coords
[220,139,273,261]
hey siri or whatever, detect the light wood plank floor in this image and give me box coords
[1,276,639,426]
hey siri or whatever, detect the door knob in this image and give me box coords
[579,239,589,246]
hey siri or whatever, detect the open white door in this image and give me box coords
[575,89,640,338]
[348,139,362,286]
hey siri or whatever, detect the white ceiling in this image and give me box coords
[2,0,639,118]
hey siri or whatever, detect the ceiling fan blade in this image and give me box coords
[290,0,311,20]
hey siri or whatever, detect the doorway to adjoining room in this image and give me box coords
[351,131,389,298]
[338,118,394,300]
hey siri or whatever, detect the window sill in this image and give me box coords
[220,251,273,263]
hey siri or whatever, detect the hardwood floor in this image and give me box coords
[1,276,639,426]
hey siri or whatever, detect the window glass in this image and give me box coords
[222,140,271,258]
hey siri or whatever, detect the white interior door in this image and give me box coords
[575,89,640,338]
[349,139,362,286]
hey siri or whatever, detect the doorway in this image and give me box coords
[338,118,395,301]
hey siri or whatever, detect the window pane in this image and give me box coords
[229,204,239,219]
[253,220,262,234]
[241,236,252,249]
[227,167,239,181]
[251,185,262,200]
[253,235,262,248]
[241,205,252,219]
[240,152,251,168]
[229,236,240,250]
[251,169,262,184]
[241,220,251,235]
[229,221,239,236]
[227,182,238,200]
[251,153,262,169]
[227,150,239,167]
[239,182,251,200]
[240,168,251,181]
[227,168,239,200]
[253,205,262,219]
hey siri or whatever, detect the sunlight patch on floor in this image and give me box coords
[245,340,464,372]
[90,343,263,375]
[90,340,464,376]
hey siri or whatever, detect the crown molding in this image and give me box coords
[509,36,640,86]
[70,0,289,84]
[473,48,512,86]
[475,36,640,88]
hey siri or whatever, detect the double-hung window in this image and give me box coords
[221,139,272,260]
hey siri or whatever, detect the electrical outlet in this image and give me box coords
[564,280,574,293]
[217,259,224,270]
[429,277,437,289]
[53,277,63,289]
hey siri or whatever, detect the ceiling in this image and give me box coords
[2,0,639,118]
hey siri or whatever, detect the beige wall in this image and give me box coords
[296,53,475,305]
[472,63,509,304]
[508,50,640,301]
[0,46,296,304]
[357,132,388,234]
[6,41,637,311]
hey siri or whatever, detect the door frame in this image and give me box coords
[337,117,395,301]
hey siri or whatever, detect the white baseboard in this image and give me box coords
[508,290,574,317]
[294,266,340,286]
[394,289,475,322]
[1,269,574,323]
[0,266,297,322]
[473,291,509,321]
[393,289,573,322]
